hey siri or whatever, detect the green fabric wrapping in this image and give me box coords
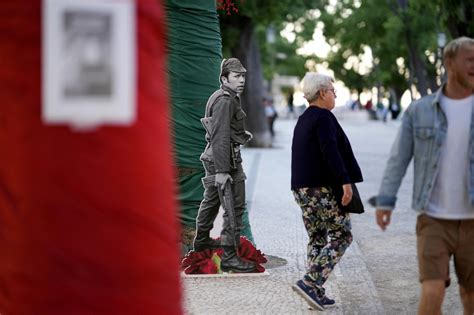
[166,0,220,228]
[166,0,254,243]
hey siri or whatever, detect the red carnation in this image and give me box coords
[181,237,266,274]
[237,237,267,265]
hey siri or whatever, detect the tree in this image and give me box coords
[221,13,270,146]
[437,0,474,38]
[218,0,322,146]
[219,0,472,115]
[318,0,442,102]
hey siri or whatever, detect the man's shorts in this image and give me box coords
[416,214,474,289]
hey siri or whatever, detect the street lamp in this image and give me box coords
[266,26,276,94]
[437,32,446,83]
[266,26,276,44]
[437,32,446,50]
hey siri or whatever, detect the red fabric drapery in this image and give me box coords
[0,1,182,314]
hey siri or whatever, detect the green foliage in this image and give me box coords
[228,0,323,25]
[319,0,447,98]
[254,24,309,80]
[219,0,326,80]
[219,0,473,99]
[431,0,474,38]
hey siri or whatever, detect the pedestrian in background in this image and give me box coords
[365,99,378,120]
[287,89,295,118]
[389,101,401,120]
[263,97,277,137]
[291,73,363,310]
[376,37,474,314]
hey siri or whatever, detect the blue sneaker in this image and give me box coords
[292,280,325,311]
[321,296,335,306]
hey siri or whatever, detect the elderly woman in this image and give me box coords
[291,73,363,310]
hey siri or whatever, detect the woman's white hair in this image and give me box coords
[302,72,334,102]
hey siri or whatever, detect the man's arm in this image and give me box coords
[376,105,415,230]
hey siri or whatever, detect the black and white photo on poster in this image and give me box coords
[43,0,135,129]
[63,10,113,99]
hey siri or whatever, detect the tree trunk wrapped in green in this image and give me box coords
[166,0,254,251]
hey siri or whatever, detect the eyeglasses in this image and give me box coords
[315,88,337,99]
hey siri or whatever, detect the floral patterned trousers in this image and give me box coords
[293,186,353,298]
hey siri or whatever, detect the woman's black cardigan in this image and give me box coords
[291,106,363,190]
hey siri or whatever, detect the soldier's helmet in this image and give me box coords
[220,58,246,79]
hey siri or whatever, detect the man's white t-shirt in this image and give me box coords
[427,93,474,219]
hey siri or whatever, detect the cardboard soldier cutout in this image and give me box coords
[193,58,257,273]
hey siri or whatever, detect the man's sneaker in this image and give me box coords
[292,280,325,311]
[320,296,335,306]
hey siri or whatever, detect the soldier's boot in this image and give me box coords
[221,246,257,273]
[193,231,221,252]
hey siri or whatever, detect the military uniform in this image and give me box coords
[196,84,251,247]
[193,58,256,273]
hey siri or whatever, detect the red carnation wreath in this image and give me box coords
[182,236,267,274]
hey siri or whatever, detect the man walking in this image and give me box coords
[192,58,256,273]
[376,37,474,314]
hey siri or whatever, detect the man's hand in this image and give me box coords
[341,183,353,206]
[245,130,253,142]
[376,209,392,231]
[215,173,233,190]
